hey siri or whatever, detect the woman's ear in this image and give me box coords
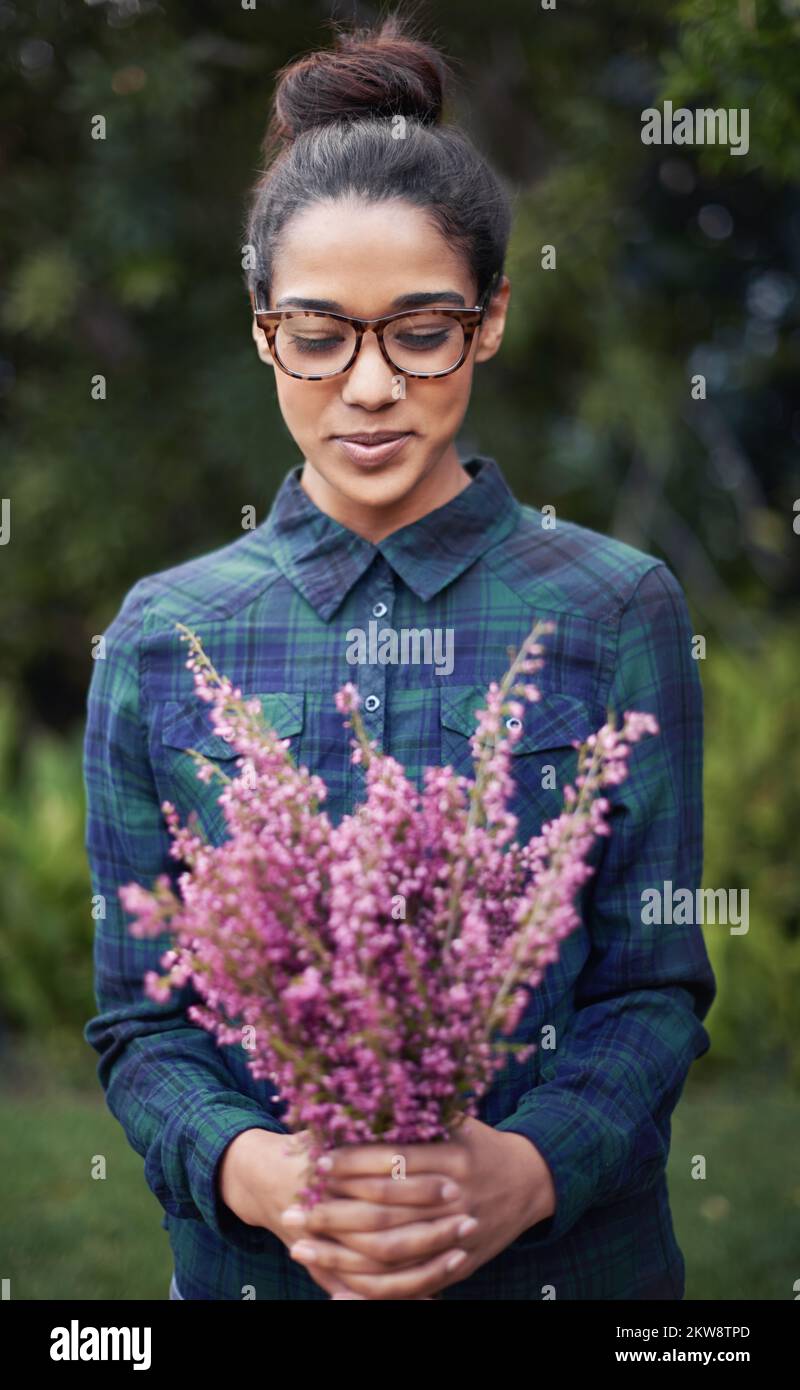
[249,288,275,368]
[473,275,511,365]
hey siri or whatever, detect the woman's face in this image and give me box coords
[250,196,509,529]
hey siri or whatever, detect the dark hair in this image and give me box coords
[242,15,512,307]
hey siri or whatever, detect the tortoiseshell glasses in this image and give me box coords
[252,274,499,381]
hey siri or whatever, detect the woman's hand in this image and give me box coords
[282,1117,557,1300]
[217,1126,314,1242]
[217,1125,441,1299]
[217,1126,368,1298]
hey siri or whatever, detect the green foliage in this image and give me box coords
[660,0,800,180]
[2,246,83,336]
[0,686,95,1057]
[701,622,800,1081]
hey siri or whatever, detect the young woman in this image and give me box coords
[84,17,716,1301]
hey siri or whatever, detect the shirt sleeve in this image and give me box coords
[82,579,289,1255]
[495,562,717,1244]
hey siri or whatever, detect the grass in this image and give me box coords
[0,1039,171,1301]
[0,1041,797,1300]
[670,1063,800,1300]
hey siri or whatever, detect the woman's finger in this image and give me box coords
[322,1171,464,1207]
[308,1264,428,1302]
[321,1141,468,1184]
[327,1245,469,1301]
[303,1260,367,1300]
[333,1213,477,1266]
[288,1234,394,1275]
[289,1193,460,1235]
[290,1212,477,1270]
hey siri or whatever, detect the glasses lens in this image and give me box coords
[384,313,466,375]
[274,315,357,376]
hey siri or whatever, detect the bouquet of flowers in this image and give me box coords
[120,618,658,1205]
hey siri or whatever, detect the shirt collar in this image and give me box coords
[256,454,522,621]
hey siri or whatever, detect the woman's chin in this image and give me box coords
[314,451,427,506]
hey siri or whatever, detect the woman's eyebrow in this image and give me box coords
[273,290,468,311]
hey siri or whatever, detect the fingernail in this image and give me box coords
[457,1216,478,1237]
[282,1207,306,1226]
[446,1250,467,1272]
[441,1181,460,1200]
[290,1241,317,1260]
[317,1155,333,1171]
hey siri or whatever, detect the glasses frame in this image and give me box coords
[252,273,499,381]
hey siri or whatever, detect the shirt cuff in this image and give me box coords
[157,1101,291,1255]
[495,1090,627,1246]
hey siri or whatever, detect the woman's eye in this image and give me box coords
[396,328,452,350]
[289,336,345,354]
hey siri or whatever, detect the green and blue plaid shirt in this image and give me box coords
[83,454,716,1300]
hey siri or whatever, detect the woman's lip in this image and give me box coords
[332,433,413,467]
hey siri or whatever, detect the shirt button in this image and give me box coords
[372,601,388,619]
[364,694,381,713]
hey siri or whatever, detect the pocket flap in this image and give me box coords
[160,691,304,758]
[440,685,594,753]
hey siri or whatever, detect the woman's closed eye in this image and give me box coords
[288,332,348,354]
[395,326,454,350]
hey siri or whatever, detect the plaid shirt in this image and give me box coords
[83,454,716,1300]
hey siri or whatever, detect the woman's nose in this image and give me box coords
[339,330,400,408]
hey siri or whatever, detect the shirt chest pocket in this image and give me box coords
[156,691,305,846]
[439,685,596,844]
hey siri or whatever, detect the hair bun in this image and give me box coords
[269,16,448,145]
